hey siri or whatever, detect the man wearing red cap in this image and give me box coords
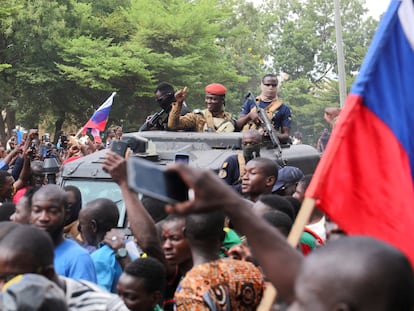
[167,83,237,132]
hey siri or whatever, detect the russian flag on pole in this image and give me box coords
[305,0,414,266]
[82,92,116,139]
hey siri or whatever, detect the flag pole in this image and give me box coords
[334,0,347,107]
[75,127,84,138]
[257,197,316,311]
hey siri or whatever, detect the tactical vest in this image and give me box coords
[242,98,283,132]
[199,109,235,133]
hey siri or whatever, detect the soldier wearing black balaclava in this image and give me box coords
[139,82,189,131]
[218,129,263,192]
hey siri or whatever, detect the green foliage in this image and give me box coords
[57,36,152,90]
[123,0,247,109]
[262,0,378,144]
[0,0,378,145]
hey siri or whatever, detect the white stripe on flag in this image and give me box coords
[398,0,414,50]
[90,128,100,138]
[98,92,116,110]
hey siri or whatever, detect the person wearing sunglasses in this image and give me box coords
[237,74,292,144]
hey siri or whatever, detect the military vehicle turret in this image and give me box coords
[57,131,320,227]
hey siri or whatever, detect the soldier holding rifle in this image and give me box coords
[236,74,292,144]
[139,82,189,131]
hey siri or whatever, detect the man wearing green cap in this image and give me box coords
[168,83,237,132]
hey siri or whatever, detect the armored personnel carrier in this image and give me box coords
[57,131,320,227]
[134,131,319,173]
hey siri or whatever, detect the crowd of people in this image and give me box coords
[0,76,412,311]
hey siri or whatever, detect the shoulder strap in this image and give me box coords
[264,99,283,113]
[255,98,283,126]
[237,153,246,182]
[203,109,216,131]
[203,110,234,131]
[256,97,283,113]
[222,111,233,121]
[247,98,282,122]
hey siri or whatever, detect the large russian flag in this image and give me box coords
[305,0,414,266]
[82,92,116,135]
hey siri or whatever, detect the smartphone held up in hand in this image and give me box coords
[110,140,128,158]
[174,152,190,164]
[127,157,189,204]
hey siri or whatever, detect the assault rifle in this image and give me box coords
[246,92,283,160]
[139,109,166,132]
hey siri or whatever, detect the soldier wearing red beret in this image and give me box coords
[168,83,237,132]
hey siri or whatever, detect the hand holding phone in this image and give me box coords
[29,129,39,140]
[174,152,190,164]
[127,157,189,204]
[110,140,128,158]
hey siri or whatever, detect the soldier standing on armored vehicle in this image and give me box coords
[168,83,237,132]
[139,82,190,131]
[218,129,262,191]
[236,74,292,144]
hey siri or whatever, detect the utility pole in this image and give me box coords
[334,0,347,107]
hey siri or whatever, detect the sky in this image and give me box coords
[365,0,390,18]
[250,0,391,18]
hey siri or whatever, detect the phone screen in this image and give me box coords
[111,140,128,157]
[127,157,189,204]
[174,153,190,164]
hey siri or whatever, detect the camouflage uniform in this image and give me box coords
[168,102,236,132]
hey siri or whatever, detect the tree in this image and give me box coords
[0,0,90,142]
[56,0,256,128]
[0,1,24,145]
[0,0,379,144]
[261,0,378,144]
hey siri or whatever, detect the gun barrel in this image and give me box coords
[139,109,165,132]
[253,99,283,159]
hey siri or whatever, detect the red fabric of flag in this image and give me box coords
[305,0,414,266]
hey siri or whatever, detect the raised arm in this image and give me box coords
[167,88,187,130]
[2,148,21,171]
[102,152,166,266]
[166,163,303,303]
[14,132,37,191]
